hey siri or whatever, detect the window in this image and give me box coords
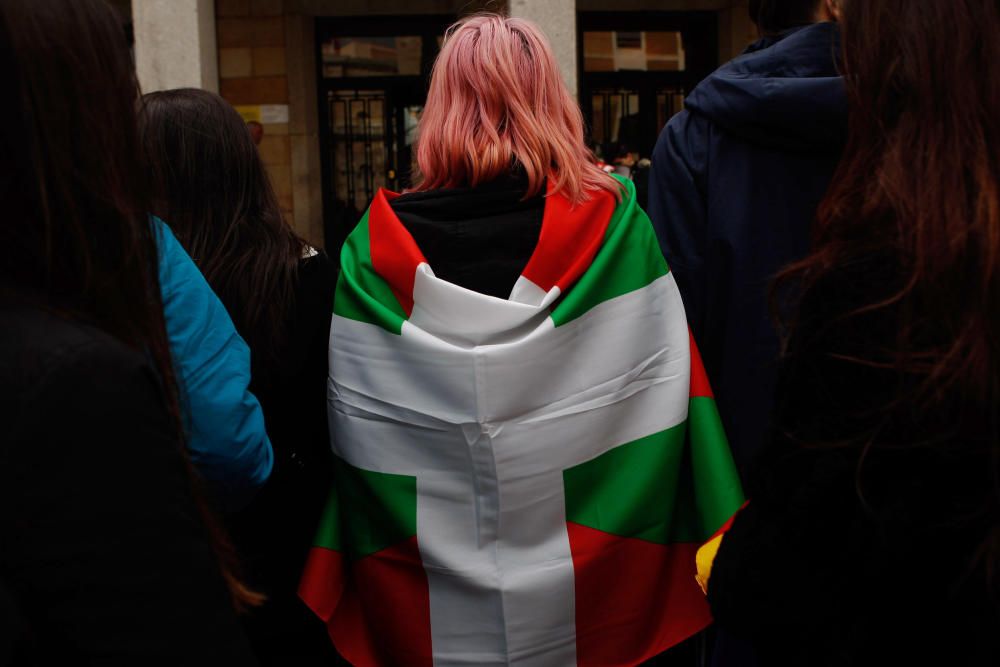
[590,90,640,148]
[328,90,385,211]
[322,36,422,78]
[656,89,687,130]
[583,31,686,72]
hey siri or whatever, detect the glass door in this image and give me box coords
[328,89,386,215]
[578,12,719,164]
[316,16,451,251]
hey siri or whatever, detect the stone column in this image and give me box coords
[285,14,325,248]
[508,0,578,97]
[132,0,219,93]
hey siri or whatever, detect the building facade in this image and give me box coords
[129,0,756,249]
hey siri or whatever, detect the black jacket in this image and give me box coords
[227,251,342,665]
[707,257,1000,666]
[647,23,846,473]
[0,303,254,665]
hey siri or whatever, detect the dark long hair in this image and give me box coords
[0,0,159,350]
[0,0,259,610]
[749,0,825,35]
[777,0,1000,575]
[138,89,305,370]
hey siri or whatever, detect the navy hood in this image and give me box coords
[685,22,846,151]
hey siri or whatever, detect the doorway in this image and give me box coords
[323,89,424,217]
[316,16,451,250]
[578,12,718,166]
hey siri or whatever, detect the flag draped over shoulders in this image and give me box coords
[300,177,744,667]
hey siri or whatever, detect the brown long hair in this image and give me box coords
[139,89,305,371]
[777,0,1000,574]
[0,0,259,610]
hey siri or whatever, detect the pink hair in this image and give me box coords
[413,14,621,204]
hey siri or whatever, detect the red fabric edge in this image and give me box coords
[368,188,427,316]
[298,538,433,667]
[520,184,616,293]
[568,522,714,666]
[689,329,715,399]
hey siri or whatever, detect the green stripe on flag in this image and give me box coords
[312,457,418,559]
[312,486,343,551]
[564,397,744,544]
[564,425,686,545]
[336,457,416,559]
[334,212,407,335]
[687,396,744,536]
[550,177,670,327]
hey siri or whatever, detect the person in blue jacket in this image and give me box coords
[647,0,846,475]
[155,216,273,509]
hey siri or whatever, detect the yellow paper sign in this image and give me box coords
[234,105,262,123]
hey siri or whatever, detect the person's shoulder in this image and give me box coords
[663,108,711,142]
[0,305,154,422]
[608,172,636,196]
[0,305,146,377]
[605,175,662,235]
[606,173,645,216]
[295,248,338,320]
[653,109,711,163]
[299,245,334,272]
[1,305,96,357]
[299,247,338,288]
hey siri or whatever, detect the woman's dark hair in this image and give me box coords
[0,0,259,610]
[138,89,305,369]
[0,0,158,350]
[776,0,1000,576]
[749,0,825,36]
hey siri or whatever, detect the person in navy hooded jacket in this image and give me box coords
[647,0,846,475]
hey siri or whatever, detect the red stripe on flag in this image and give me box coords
[299,537,433,667]
[689,330,715,398]
[368,188,427,316]
[299,546,346,622]
[568,522,713,666]
[521,186,615,293]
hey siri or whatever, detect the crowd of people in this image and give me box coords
[1,0,997,665]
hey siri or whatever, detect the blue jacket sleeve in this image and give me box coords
[647,110,711,339]
[153,217,273,509]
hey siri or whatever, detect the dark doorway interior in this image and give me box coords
[578,12,718,166]
[315,15,451,251]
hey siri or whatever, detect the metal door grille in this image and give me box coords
[656,87,687,130]
[327,89,386,213]
[591,89,640,148]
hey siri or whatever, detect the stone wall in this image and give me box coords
[133,0,219,93]
[215,0,308,241]
[509,0,577,95]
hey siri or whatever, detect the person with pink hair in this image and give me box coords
[299,13,742,666]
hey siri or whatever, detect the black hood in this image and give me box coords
[685,22,846,152]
